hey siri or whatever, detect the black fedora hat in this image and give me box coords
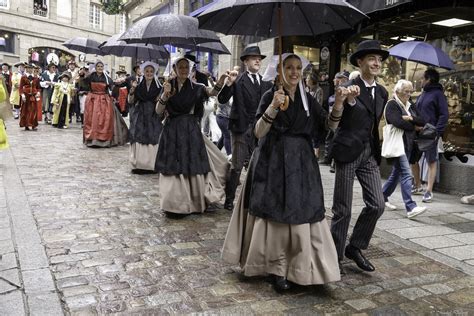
[349,40,389,67]
[240,46,266,62]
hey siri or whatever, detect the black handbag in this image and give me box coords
[415,123,438,151]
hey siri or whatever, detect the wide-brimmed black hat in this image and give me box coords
[47,63,57,69]
[349,40,389,67]
[1,62,11,68]
[240,46,266,62]
[184,53,199,64]
[14,62,26,67]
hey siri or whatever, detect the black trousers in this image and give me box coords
[330,143,385,260]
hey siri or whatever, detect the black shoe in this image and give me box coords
[273,275,291,292]
[338,262,346,276]
[224,199,233,211]
[24,127,30,131]
[344,245,375,272]
[329,165,335,173]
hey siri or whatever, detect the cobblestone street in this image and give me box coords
[1,119,473,315]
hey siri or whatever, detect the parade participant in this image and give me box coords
[127,62,162,173]
[19,64,41,130]
[51,72,74,129]
[76,66,89,128]
[0,73,11,150]
[382,80,427,218]
[83,61,128,147]
[33,65,43,122]
[10,62,25,119]
[112,70,128,115]
[1,63,12,94]
[222,53,339,292]
[155,56,229,215]
[218,46,273,210]
[328,40,389,274]
[66,60,80,123]
[40,63,59,124]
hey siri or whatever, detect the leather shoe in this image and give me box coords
[344,245,375,272]
[273,275,291,291]
[338,262,346,276]
[224,199,233,211]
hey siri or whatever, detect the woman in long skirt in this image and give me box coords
[128,62,162,173]
[51,72,74,129]
[222,54,340,291]
[83,61,128,147]
[155,57,229,215]
[19,64,41,130]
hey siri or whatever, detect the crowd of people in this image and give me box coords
[0,39,452,292]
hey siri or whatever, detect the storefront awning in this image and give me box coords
[347,0,413,14]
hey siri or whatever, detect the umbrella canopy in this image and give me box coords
[99,33,169,60]
[119,14,220,46]
[389,41,455,70]
[63,37,102,55]
[179,41,231,55]
[197,0,367,38]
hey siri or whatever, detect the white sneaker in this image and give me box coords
[385,201,397,211]
[407,206,427,219]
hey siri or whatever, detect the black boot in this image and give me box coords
[224,169,241,210]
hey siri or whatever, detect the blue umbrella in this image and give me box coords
[389,41,454,70]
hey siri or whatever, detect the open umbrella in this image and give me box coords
[63,37,102,55]
[119,14,220,46]
[99,33,169,60]
[179,41,231,55]
[389,41,454,70]
[198,0,366,106]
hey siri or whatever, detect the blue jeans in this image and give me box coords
[216,115,231,155]
[382,154,417,212]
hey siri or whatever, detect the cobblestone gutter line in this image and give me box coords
[0,149,63,315]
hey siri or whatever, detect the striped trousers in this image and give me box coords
[330,143,385,260]
[230,129,255,171]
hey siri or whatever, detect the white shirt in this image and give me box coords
[247,71,260,85]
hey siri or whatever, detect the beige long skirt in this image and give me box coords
[222,174,341,286]
[130,143,158,171]
[159,136,229,214]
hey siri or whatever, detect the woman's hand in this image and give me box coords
[271,88,286,109]
[161,80,172,100]
[402,115,413,121]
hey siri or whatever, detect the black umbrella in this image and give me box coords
[197,0,366,38]
[179,41,231,55]
[198,0,366,104]
[119,14,220,46]
[99,33,169,60]
[63,37,102,55]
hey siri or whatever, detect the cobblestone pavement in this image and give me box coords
[1,119,473,315]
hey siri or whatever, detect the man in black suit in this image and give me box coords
[328,40,389,274]
[218,46,272,210]
[1,63,12,94]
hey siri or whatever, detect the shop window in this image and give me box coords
[0,30,14,54]
[189,0,213,12]
[119,13,127,33]
[0,0,9,9]
[34,0,48,17]
[89,4,102,30]
[28,47,75,72]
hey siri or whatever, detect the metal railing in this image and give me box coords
[33,8,48,17]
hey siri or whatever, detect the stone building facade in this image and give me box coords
[0,0,132,75]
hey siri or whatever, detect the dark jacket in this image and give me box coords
[330,76,389,165]
[385,99,425,158]
[415,83,449,136]
[218,72,272,134]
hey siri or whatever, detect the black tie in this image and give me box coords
[251,74,259,88]
[367,86,374,104]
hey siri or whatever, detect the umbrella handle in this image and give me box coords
[277,4,289,111]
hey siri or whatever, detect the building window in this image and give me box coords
[57,0,72,20]
[119,13,127,33]
[0,30,15,54]
[189,0,213,12]
[33,0,48,17]
[0,0,9,9]
[89,4,102,30]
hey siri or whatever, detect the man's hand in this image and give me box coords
[334,85,360,110]
[226,70,238,86]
